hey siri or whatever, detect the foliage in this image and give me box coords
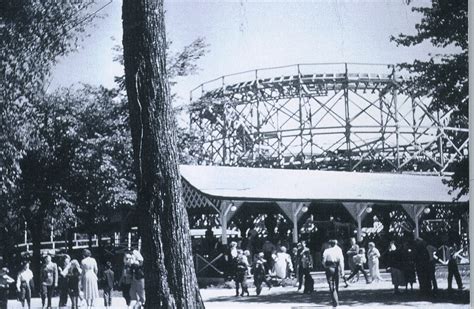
[5,84,134,265]
[1,0,97,195]
[58,86,135,233]
[391,0,468,197]
[113,38,209,164]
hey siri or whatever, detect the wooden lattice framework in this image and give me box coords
[189,63,468,174]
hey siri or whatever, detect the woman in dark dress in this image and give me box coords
[67,260,82,309]
[386,241,405,294]
[58,255,71,307]
[119,253,133,308]
[401,242,416,291]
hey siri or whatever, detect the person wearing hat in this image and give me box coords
[252,252,271,295]
[40,254,58,309]
[322,239,345,307]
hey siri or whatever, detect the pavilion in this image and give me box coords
[180,165,468,244]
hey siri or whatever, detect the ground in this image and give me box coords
[6,277,469,308]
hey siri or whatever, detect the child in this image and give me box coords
[17,261,34,309]
[102,261,115,308]
[234,250,249,297]
[0,267,14,309]
[346,248,370,284]
[300,249,314,294]
[67,260,82,309]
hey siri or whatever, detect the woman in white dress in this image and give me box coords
[273,246,293,279]
[367,242,383,282]
[81,249,99,309]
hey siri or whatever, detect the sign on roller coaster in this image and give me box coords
[189,63,468,174]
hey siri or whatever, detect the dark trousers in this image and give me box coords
[41,285,54,308]
[427,262,438,292]
[347,265,369,283]
[68,291,79,309]
[448,262,463,290]
[416,264,431,294]
[235,273,248,296]
[325,264,340,307]
[58,284,68,306]
[104,287,112,306]
[297,266,305,289]
[254,276,271,295]
[0,288,8,309]
[122,283,131,306]
[19,282,32,308]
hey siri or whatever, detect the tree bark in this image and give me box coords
[30,222,43,293]
[122,1,204,308]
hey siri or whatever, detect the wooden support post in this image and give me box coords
[356,206,369,242]
[219,201,242,245]
[292,202,305,244]
[342,202,372,242]
[220,208,228,245]
[414,206,425,239]
[401,204,428,239]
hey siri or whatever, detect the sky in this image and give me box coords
[50,0,441,109]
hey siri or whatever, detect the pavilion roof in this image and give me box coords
[179,165,467,204]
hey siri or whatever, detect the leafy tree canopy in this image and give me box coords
[391,0,468,198]
[1,0,98,195]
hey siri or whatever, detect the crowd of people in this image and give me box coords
[224,236,466,307]
[0,234,466,308]
[0,249,146,309]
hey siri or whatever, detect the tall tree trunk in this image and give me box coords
[30,222,43,293]
[122,1,203,308]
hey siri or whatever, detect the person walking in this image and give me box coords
[0,267,14,309]
[300,248,314,294]
[346,238,359,283]
[401,242,416,291]
[67,260,82,309]
[426,243,440,295]
[323,239,344,308]
[234,250,250,297]
[346,248,370,284]
[446,244,464,291]
[252,252,271,295]
[81,249,99,309]
[129,250,145,309]
[17,261,34,309]
[414,238,431,295]
[296,241,308,291]
[367,242,383,282]
[58,254,71,308]
[40,254,58,309]
[386,241,405,294]
[102,261,114,308]
[119,252,133,308]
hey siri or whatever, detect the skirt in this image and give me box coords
[83,271,99,300]
[391,267,406,286]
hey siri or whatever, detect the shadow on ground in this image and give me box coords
[206,288,469,307]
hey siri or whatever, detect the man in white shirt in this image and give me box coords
[322,239,344,308]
